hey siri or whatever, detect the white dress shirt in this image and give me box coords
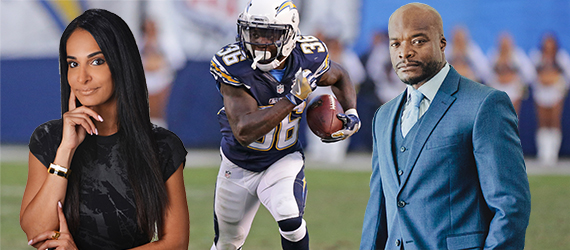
[401,63,450,124]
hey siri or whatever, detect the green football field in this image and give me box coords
[2,161,569,249]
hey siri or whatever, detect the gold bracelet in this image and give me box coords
[48,163,70,179]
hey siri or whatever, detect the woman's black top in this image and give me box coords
[29,119,187,249]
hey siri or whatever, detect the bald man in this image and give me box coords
[360,3,531,249]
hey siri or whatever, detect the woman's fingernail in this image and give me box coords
[95,128,99,135]
[58,201,62,208]
[28,239,33,245]
[98,115,104,122]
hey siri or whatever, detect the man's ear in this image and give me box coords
[440,36,447,51]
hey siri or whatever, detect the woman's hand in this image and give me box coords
[29,202,78,250]
[60,91,103,151]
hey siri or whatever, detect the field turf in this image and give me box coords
[2,162,569,249]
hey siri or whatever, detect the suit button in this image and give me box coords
[398,170,404,176]
[395,239,401,246]
[400,146,406,152]
[397,200,406,208]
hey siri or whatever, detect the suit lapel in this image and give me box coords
[398,67,461,192]
[382,92,406,186]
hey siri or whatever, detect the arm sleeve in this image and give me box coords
[29,120,62,169]
[157,129,188,182]
[472,90,531,249]
[209,44,248,90]
[360,108,387,250]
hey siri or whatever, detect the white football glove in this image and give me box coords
[286,68,317,105]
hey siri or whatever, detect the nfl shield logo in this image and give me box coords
[277,84,284,94]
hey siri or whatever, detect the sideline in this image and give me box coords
[2,145,569,175]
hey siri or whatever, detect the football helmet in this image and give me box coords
[237,0,300,71]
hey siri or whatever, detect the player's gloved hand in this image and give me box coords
[286,68,316,105]
[322,109,361,143]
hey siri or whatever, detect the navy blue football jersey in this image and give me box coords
[210,35,330,172]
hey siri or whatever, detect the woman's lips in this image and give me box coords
[76,87,99,95]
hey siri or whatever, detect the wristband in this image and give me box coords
[285,93,304,106]
[345,108,359,117]
[48,163,70,179]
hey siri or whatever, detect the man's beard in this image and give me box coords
[398,60,441,86]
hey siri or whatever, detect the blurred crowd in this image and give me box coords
[359,25,570,166]
[136,1,569,167]
[3,1,566,166]
[355,27,570,167]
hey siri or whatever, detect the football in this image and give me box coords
[306,94,344,139]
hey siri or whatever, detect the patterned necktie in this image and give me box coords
[401,89,424,137]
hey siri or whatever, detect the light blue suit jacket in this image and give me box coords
[360,67,531,250]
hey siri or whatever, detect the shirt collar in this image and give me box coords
[406,62,450,102]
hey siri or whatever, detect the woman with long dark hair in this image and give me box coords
[20,9,189,249]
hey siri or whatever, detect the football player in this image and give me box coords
[209,0,360,249]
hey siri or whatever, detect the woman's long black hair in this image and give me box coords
[58,9,167,240]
